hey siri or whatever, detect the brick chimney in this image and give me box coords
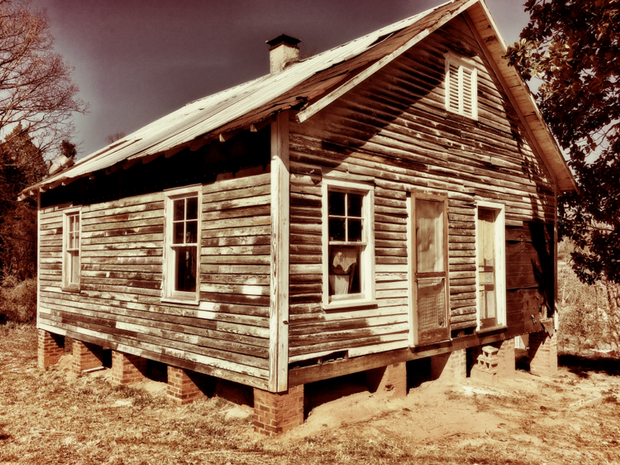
[266,34,301,74]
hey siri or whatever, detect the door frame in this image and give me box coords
[475,201,507,331]
[407,191,450,347]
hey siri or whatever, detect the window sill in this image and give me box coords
[475,324,507,336]
[446,108,478,121]
[323,298,378,311]
[62,285,81,293]
[161,297,200,306]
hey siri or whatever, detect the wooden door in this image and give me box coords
[478,208,497,329]
[412,195,450,345]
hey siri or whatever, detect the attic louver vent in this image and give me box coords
[445,54,477,120]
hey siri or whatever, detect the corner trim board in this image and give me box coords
[269,110,290,393]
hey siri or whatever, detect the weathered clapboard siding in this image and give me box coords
[505,221,555,335]
[37,173,272,389]
[287,15,556,361]
[288,173,323,311]
[287,155,411,358]
[38,210,64,289]
[201,173,271,310]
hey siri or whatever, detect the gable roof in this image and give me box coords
[21,0,576,199]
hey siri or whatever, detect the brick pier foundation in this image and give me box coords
[366,362,407,398]
[253,385,304,435]
[38,330,65,369]
[110,351,147,384]
[496,338,516,378]
[167,366,209,404]
[528,332,557,377]
[431,349,467,382]
[72,340,105,375]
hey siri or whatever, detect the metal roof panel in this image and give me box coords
[21,0,576,197]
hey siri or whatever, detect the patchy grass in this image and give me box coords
[1,326,620,464]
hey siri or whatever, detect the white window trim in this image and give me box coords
[445,53,478,120]
[475,201,506,331]
[322,178,376,310]
[162,185,202,305]
[62,207,81,292]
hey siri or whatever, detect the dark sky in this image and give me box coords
[33,0,530,158]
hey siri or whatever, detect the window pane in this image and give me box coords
[186,221,198,243]
[348,193,363,217]
[70,251,80,284]
[329,246,360,296]
[348,219,362,242]
[186,197,198,220]
[478,208,497,327]
[328,191,345,216]
[173,199,185,221]
[329,218,346,241]
[173,222,184,244]
[175,246,197,292]
[483,286,496,319]
[416,199,444,273]
[72,232,80,249]
[417,277,446,331]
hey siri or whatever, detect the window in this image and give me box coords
[476,202,506,330]
[445,53,478,119]
[409,193,449,346]
[62,209,81,291]
[164,187,202,302]
[323,179,375,308]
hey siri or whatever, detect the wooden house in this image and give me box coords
[25,0,576,434]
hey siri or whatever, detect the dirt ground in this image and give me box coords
[1,325,620,465]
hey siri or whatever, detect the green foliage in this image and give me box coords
[558,241,620,353]
[0,0,85,322]
[506,0,620,284]
[0,127,45,323]
[60,140,77,159]
[0,125,47,285]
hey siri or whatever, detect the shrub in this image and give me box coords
[0,277,37,324]
[558,241,620,353]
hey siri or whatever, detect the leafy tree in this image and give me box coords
[0,125,47,284]
[0,1,84,322]
[0,0,86,155]
[506,0,620,284]
[60,139,77,160]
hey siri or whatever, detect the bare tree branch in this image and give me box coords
[0,0,87,157]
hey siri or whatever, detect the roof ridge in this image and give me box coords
[28,1,457,193]
[23,0,575,197]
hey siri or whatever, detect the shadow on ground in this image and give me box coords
[559,353,620,378]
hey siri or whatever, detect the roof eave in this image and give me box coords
[295,0,478,124]
[466,1,577,193]
[21,0,576,200]
[296,0,577,193]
